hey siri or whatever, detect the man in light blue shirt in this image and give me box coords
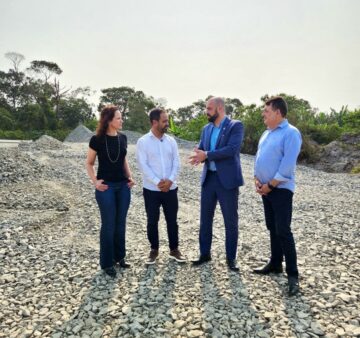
[253,96,302,296]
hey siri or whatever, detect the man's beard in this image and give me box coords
[207,111,219,123]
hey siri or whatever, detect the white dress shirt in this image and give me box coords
[136,130,180,191]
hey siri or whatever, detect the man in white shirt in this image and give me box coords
[136,108,186,264]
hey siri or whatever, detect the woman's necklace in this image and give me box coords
[105,134,121,163]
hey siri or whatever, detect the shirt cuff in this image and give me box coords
[152,177,161,185]
[274,172,290,182]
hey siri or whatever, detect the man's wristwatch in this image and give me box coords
[267,182,275,190]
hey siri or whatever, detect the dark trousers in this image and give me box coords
[143,188,179,251]
[262,188,298,277]
[95,181,131,269]
[199,171,239,260]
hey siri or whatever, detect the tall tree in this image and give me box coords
[5,52,25,73]
[28,60,62,83]
[98,86,136,120]
[99,86,156,131]
[28,60,67,117]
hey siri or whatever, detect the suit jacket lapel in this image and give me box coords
[206,124,213,150]
[215,117,230,149]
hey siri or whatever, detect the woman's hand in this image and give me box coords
[127,177,135,188]
[95,179,108,191]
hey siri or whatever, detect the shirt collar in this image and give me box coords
[212,116,227,129]
[268,119,288,131]
[278,119,289,129]
[149,130,167,141]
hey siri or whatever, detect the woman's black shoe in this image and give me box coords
[104,266,117,278]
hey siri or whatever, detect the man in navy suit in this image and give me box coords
[189,97,244,271]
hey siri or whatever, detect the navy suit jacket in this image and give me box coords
[198,117,244,190]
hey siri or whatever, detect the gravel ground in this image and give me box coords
[0,134,359,338]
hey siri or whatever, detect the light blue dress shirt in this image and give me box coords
[208,117,226,171]
[254,119,302,192]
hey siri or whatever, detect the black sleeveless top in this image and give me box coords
[89,133,128,182]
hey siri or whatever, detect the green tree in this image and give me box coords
[28,60,62,83]
[235,104,264,154]
[343,109,360,132]
[225,98,243,118]
[57,97,94,129]
[28,60,66,120]
[98,86,136,120]
[125,96,155,133]
[0,69,30,110]
[5,52,25,73]
[21,103,47,130]
[0,107,16,129]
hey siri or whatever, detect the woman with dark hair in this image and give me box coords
[86,104,135,277]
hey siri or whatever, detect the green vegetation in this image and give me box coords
[351,165,360,174]
[1,52,359,165]
[0,52,97,138]
[171,94,359,162]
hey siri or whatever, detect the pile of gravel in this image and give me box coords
[122,130,143,144]
[35,135,67,150]
[65,125,94,143]
[19,135,67,151]
[0,148,44,184]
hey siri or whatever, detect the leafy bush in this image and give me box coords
[307,124,342,144]
[236,105,264,154]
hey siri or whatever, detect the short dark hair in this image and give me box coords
[265,96,288,117]
[149,108,166,124]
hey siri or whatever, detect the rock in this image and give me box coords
[336,293,352,302]
[121,306,131,315]
[187,330,203,337]
[310,322,325,336]
[21,308,31,317]
[174,320,187,329]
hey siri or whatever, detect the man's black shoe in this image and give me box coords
[104,266,116,278]
[119,259,131,269]
[253,262,283,275]
[227,259,240,272]
[192,255,211,266]
[288,276,300,296]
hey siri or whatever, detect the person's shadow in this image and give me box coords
[51,260,180,337]
[110,261,181,337]
[267,273,327,336]
[198,263,262,337]
[52,270,118,337]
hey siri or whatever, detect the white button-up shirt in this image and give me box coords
[136,130,180,191]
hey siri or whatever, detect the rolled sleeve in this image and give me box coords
[274,130,302,182]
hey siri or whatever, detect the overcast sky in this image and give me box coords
[1,0,359,112]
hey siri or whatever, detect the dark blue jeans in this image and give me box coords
[262,188,298,277]
[143,188,179,251]
[199,171,239,260]
[95,181,130,269]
